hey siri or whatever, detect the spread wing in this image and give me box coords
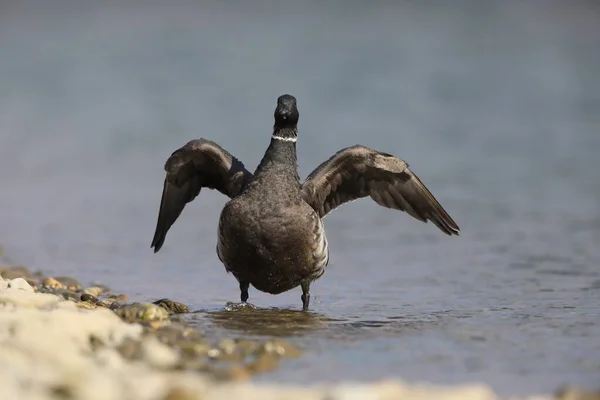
[301,145,460,235]
[151,138,253,252]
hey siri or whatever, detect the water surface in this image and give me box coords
[1,1,599,395]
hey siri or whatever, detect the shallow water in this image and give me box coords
[1,0,599,396]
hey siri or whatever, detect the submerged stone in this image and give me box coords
[261,339,302,358]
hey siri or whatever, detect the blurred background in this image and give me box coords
[0,0,599,396]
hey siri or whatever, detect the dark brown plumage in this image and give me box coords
[151,94,460,310]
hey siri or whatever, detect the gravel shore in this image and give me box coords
[0,266,595,400]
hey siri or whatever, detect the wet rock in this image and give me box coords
[83,286,105,297]
[42,277,65,289]
[76,301,96,309]
[53,276,82,291]
[154,298,190,314]
[56,289,80,301]
[38,287,79,301]
[7,278,34,293]
[104,293,129,302]
[80,293,99,304]
[0,266,31,280]
[116,302,170,324]
[96,299,116,309]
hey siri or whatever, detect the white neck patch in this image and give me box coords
[272,134,297,142]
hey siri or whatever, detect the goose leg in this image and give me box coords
[240,280,249,303]
[224,280,256,311]
[301,281,310,311]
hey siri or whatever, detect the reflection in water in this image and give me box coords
[186,304,449,342]
[188,306,337,338]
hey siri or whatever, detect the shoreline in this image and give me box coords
[0,265,594,400]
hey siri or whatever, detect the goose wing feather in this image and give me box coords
[301,145,460,235]
[151,138,253,252]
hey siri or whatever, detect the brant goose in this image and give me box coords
[151,94,460,310]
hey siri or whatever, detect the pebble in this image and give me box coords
[53,276,82,291]
[7,277,35,292]
[81,293,99,304]
[116,303,171,323]
[76,301,97,309]
[107,293,129,301]
[154,298,190,314]
[97,299,116,309]
[84,286,108,297]
[38,287,79,301]
[42,277,65,289]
